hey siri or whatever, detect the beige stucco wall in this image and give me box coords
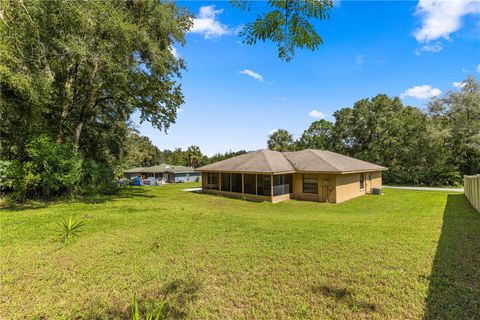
[335,173,365,203]
[292,173,336,203]
[335,171,383,203]
[367,171,382,191]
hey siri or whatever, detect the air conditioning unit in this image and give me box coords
[371,188,382,195]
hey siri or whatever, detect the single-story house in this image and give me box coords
[124,164,201,183]
[196,149,387,203]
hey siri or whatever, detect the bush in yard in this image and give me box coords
[0,135,81,202]
[76,160,120,195]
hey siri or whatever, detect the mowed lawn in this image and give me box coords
[1,184,479,319]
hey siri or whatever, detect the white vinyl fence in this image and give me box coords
[464,174,480,213]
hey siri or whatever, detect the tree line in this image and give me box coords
[122,130,246,170]
[267,76,480,186]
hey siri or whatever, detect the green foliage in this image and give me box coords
[204,150,247,165]
[0,160,12,190]
[76,160,120,195]
[185,146,203,168]
[428,76,480,175]
[122,129,163,168]
[0,135,81,201]
[267,129,295,151]
[56,215,85,243]
[297,119,334,150]
[236,0,334,61]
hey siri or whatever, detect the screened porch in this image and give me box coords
[202,172,293,199]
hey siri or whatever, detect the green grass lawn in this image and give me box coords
[1,184,479,319]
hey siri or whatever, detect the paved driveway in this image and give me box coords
[384,186,464,192]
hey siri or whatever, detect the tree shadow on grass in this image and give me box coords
[424,194,480,319]
[77,187,157,205]
[2,187,157,212]
[311,285,377,313]
[87,277,201,319]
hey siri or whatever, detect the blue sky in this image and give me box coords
[134,0,480,156]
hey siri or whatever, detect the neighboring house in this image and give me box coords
[124,164,201,183]
[196,149,387,203]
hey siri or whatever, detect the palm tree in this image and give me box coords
[186,145,202,168]
[267,129,294,151]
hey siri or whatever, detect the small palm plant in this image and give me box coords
[131,294,166,320]
[56,215,85,243]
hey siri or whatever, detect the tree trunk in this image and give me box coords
[57,62,80,143]
[73,119,84,147]
[72,58,100,148]
[73,105,88,147]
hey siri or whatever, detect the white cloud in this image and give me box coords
[453,81,466,88]
[401,85,442,99]
[239,69,264,82]
[415,42,443,55]
[413,0,480,42]
[477,64,480,73]
[190,5,230,39]
[269,129,278,135]
[169,46,179,58]
[309,110,326,119]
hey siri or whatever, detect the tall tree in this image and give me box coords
[185,146,203,168]
[168,148,187,166]
[297,119,334,150]
[267,129,294,151]
[428,76,480,175]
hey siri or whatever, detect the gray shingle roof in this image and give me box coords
[196,149,295,173]
[124,167,148,173]
[197,149,387,174]
[283,149,387,173]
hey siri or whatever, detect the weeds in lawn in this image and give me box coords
[56,215,85,243]
[131,294,167,320]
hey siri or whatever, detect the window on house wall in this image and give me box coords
[256,174,271,196]
[360,173,365,190]
[205,172,219,190]
[221,173,230,191]
[244,174,256,194]
[303,174,318,194]
[231,173,242,193]
[273,174,293,196]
